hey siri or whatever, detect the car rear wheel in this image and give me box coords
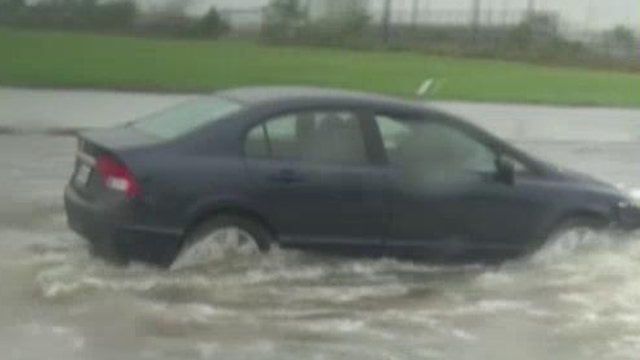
[170,215,272,270]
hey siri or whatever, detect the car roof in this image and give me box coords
[217,86,425,111]
[201,87,549,173]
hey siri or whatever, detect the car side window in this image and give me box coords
[245,110,367,165]
[376,115,497,174]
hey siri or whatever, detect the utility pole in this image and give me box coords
[411,0,420,28]
[501,0,508,26]
[585,0,594,30]
[424,0,430,25]
[527,0,535,15]
[471,0,481,42]
[382,0,392,45]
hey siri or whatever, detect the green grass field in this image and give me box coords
[1,28,639,107]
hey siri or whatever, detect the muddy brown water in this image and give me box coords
[0,89,638,360]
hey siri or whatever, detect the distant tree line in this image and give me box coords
[261,0,638,70]
[501,13,636,63]
[262,0,372,47]
[0,0,636,70]
[0,0,230,38]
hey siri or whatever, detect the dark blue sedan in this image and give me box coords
[64,86,640,268]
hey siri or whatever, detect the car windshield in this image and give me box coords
[131,96,243,140]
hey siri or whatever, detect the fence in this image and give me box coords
[218,0,639,69]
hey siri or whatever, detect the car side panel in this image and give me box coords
[124,150,257,233]
[243,159,391,250]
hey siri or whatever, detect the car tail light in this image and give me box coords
[96,155,140,199]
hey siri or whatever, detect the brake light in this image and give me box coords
[96,155,140,199]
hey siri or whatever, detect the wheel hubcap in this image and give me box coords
[171,227,259,270]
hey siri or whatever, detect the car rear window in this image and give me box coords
[130,96,243,140]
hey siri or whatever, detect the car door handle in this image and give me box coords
[268,169,304,183]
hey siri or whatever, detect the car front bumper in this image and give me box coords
[64,185,183,267]
[616,201,640,231]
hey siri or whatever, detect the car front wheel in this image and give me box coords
[547,216,608,240]
[532,215,608,257]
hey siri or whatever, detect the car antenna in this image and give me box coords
[416,78,444,101]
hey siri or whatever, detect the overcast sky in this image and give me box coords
[142,0,640,31]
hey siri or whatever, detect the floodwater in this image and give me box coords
[0,88,638,360]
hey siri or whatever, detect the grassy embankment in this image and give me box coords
[1,28,639,107]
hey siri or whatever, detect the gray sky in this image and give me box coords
[141,0,640,31]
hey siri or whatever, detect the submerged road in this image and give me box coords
[0,87,638,360]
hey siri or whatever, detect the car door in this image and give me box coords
[374,113,543,261]
[243,108,390,255]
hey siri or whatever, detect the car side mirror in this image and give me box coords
[495,156,515,185]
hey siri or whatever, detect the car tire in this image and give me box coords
[170,215,273,270]
[522,215,605,255]
[536,215,607,249]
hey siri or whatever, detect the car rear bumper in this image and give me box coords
[64,185,183,267]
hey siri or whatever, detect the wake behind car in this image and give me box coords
[64,86,640,268]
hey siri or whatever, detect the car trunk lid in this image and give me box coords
[72,127,160,200]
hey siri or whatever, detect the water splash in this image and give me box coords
[1,222,639,360]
